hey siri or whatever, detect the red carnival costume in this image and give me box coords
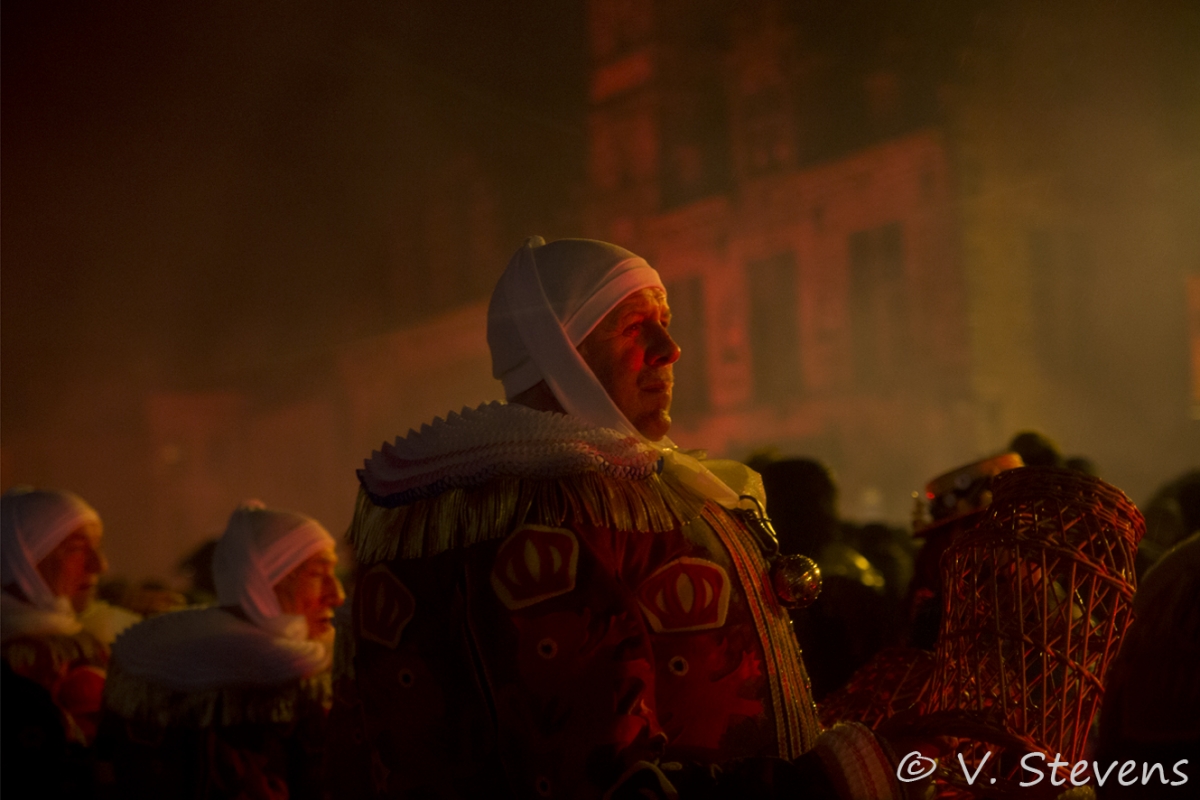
[327,238,907,800]
[98,503,339,800]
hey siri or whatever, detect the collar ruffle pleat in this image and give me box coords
[1,591,83,643]
[352,402,707,563]
[105,606,331,728]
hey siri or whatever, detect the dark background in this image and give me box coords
[3,0,587,419]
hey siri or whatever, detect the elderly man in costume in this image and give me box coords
[99,501,345,799]
[2,487,120,750]
[329,238,908,799]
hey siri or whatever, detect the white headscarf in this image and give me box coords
[488,237,665,425]
[212,501,335,640]
[1,486,102,612]
[487,237,740,507]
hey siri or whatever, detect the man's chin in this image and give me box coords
[309,619,336,643]
[70,589,96,614]
[635,410,672,442]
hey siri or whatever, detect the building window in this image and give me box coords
[747,252,803,404]
[665,277,710,419]
[660,84,731,209]
[849,223,906,389]
[740,86,792,177]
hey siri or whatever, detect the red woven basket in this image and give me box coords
[818,647,935,731]
[922,467,1144,797]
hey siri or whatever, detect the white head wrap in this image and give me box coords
[486,237,741,507]
[488,237,665,435]
[1,486,102,611]
[212,501,335,640]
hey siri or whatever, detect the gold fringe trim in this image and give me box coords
[103,661,332,729]
[351,469,706,564]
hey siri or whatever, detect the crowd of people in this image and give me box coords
[3,237,1197,799]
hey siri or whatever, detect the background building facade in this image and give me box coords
[3,0,1197,582]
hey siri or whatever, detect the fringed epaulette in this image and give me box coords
[351,402,705,563]
[1,629,107,676]
[351,470,705,564]
[104,660,331,729]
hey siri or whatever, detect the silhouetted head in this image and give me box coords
[1176,471,1200,536]
[761,458,839,557]
[1007,431,1063,468]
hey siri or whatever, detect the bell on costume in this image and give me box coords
[772,554,822,609]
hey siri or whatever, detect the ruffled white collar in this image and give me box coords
[1,590,82,642]
[110,606,329,692]
[358,401,662,507]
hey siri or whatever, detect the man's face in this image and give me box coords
[578,287,680,441]
[274,548,345,642]
[37,526,107,613]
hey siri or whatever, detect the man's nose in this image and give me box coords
[646,323,681,367]
[88,547,108,576]
[325,575,347,608]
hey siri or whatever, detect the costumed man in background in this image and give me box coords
[99,501,345,800]
[328,237,912,799]
[2,486,125,796]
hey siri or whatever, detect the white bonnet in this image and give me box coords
[487,237,665,401]
[212,501,334,639]
[1,486,101,610]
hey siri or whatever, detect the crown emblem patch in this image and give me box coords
[638,557,731,633]
[491,525,579,610]
[357,564,416,649]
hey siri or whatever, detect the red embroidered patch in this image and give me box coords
[638,557,731,633]
[491,525,579,610]
[358,564,416,649]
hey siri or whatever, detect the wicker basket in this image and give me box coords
[923,467,1144,797]
[818,647,935,730]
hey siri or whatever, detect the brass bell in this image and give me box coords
[772,554,822,609]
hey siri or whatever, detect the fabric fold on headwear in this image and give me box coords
[1,486,102,612]
[212,501,335,640]
[487,237,741,509]
[494,236,645,437]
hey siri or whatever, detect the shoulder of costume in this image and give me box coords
[700,458,766,509]
[104,606,330,728]
[352,401,707,563]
